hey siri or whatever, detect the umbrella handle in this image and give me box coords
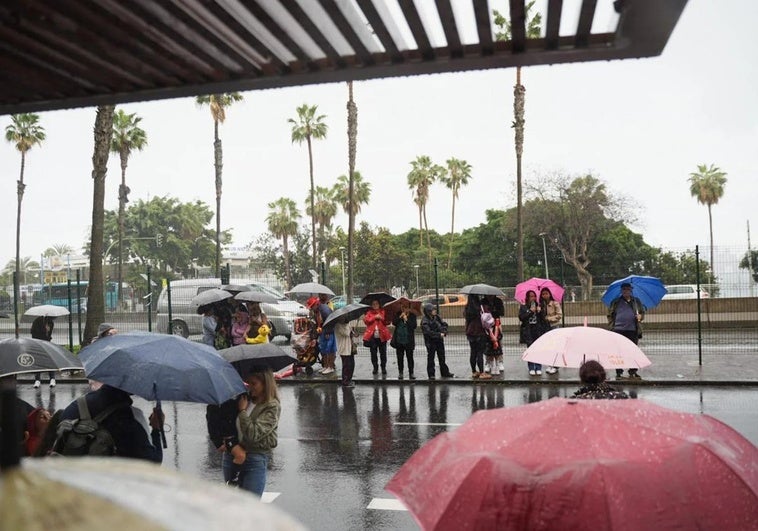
[155,399,168,449]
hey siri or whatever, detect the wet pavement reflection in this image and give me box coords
[17,383,758,530]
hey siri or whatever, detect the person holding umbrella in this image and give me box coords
[30,316,56,388]
[607,282,646,380]
[391,301,417,380]
[363,299,391,376]
[519,290,550,376]
[334,316,358,387]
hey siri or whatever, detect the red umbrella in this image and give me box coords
[514,278,564,304]
[383,297,422,323]
[386,398,758,531]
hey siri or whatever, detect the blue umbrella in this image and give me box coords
[601,275,667,309]
[79,332,245,405]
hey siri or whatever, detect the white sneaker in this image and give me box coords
[529,370,536,376]
[322,368,335,375]
[33,380,41,389]
[546,367,558,375]
[498,361,504,371]
[484,365,491,373]
[49,378,56,387]
[491,367,500,376]
[536,370,542,376]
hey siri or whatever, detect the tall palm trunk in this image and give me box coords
[13,151,26,336]
[423,206,432,263]
[307,136,317,270]
[346,81,357,299]
[117,149,127,308]
[514,67,526,282]
[214,119,223,278]
[708,204,715,284]
[417,206,423,247]
[85,105,115,341]
[448,190,457,268]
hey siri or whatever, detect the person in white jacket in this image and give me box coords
[334,319,357,388]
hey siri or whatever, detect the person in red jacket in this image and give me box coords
[363,299,391,376]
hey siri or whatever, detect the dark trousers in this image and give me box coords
[468,336,487,373]
[341,355,355,385]
[395,346,414,374]
[34,372,54,381]
[370,341,388,372]
[613,329,640,376]
[425,339,451,377]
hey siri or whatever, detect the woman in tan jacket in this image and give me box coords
[540,287,563,375]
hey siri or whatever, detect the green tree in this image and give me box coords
[196,93,243,277]
[3,257,41,285]
[407,155,444,259]
[440,157,472,268]
[5,112,45,334]
[289,103,328,270]
[267,198,301,289]
[739,250,758,283]
[305,186,337,262]
[85,105,115,341]
[494,3,542,282]
[44,244,74,258]
[333,171,371,217]
[688,163,727,283]
[111,109,147,306]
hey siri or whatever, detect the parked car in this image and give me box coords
[662,285,710,300]
[420,294,468,307]
[329,295,362,309]
[156,279,306,340]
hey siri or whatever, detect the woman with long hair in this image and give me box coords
[363,299,391,376]
[464,295,491,380]
[519,290,550,376]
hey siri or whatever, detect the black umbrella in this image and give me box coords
[359,292,396,306]
[190,289,232,311]
[234,291,278,304]
[322,303,370,331]
[220,284,251,295]
[219,343,297,373]
[460,284,505,297]
[0,337,82,377]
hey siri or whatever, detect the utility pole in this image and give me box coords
[748,220,755,297]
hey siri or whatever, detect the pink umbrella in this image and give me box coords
[522,325,651,369]
[386,398,758,531]
[514,278,564,304]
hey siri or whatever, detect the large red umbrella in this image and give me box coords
[386,398,758,531]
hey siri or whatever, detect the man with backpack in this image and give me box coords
[56,384,163,462]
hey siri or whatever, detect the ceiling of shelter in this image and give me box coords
[0,0,687,115]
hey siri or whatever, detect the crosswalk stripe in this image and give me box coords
[367,498,408,511]
[261,492,280,503]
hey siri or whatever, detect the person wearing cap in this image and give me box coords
[421,303,454,380]
[607,282,646,379]
[96,323,117,340]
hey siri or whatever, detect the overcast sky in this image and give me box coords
[1,0,756,272]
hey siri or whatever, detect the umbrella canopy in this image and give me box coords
[78,332,245,404]
[23,304,70,318]
[322,303,370,331]
[359,292,396,306]
[190,289,233,311]
[460,284,505,297]
[234,291,278,304]
[285,282,335,296]
[0,337,82,377]
[220,284,251,294]
[383,297,422,323]
[514,278,565,304]
[602,275,667,309]
[0,457,306,531]
[387,398,758,531]
[521,326,652,369]
[219,343,297,373]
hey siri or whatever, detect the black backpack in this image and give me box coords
[53,397,129,456]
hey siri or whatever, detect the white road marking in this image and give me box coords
[394,422,462,426]
[367,498,408,511]
[261,492,280,503]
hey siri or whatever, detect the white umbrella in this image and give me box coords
[285,282,335,296]
[23,305,70,317]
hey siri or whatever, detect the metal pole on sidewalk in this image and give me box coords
[67,279,73,351]
[696,245,702,366]
[75,270,82,346]
[146,265,153,332]
[433,258,440,313]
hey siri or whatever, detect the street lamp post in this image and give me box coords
[339,246,346,298]
[413,264,420,296]
[538,233,549,279]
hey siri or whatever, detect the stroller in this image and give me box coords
[291,315,322,375]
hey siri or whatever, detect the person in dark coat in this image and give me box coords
[464,295,491,380]
[391,302,417,380]
[519,290,550,376]
[421,303,454,380]
[572,360,629,399]
[60,384,163,462]
[31,316,56,388]
[607,282,646,380]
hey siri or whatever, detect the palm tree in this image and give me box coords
[440,158,473,268]
[266,198,301,290]
[407,155,444,258]
[688,163,728,283]
[5,112,45,334]
[85,105,115,341]
[196,93,243,278]
[346,81,358,300]
[111,109,147,306]
[3,257,41,284]
[494,4,542,282]
[44,244,74,258]
[288,103,328,270]
[305,186,338,262]
[333,171,371,217]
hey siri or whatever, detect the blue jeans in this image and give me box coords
[222,451,269,497]
[527,362,542,371]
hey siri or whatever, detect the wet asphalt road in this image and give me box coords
[18,383,758,530]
